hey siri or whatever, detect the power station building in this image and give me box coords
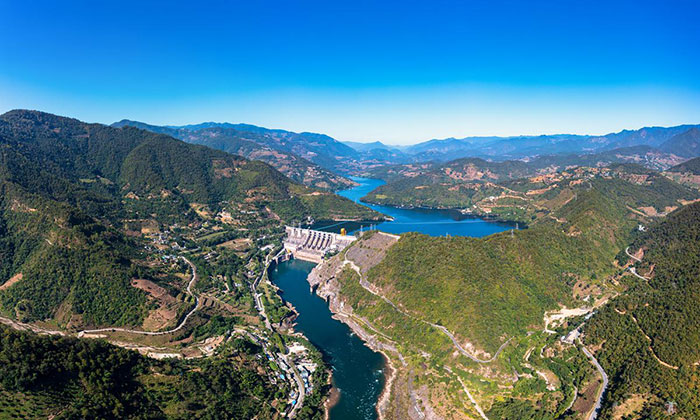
[283,226,356,263]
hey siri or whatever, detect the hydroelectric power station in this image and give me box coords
[283,226,356,263]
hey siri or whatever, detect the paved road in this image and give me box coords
[628,267,650,281]
[251,249,305,418]
[625,246,650,280]
[581,345,608,420]
[79,257,199,337]
[0,315,65,336]
[457,376,489,420]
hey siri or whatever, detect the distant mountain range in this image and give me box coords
[112,120,357,190]
[399,124,700,161]
[114,119,700,179]
[347,124,700,164]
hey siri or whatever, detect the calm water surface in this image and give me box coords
[269,177,514,419]
[315,177,516,236]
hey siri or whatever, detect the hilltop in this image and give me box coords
[0,110,381,328]
[308,166,700,419]
[668,156,700,174]
[113,119,358,190]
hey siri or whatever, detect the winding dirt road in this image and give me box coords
[343,258,511,364]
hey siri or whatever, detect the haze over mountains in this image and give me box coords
[114,119,700,180]
[356,124,700,162]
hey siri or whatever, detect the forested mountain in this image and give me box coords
[112,120,700,178]
[0,324,280,419]
[362,155,697,216]
[311,166,700,418]
[401,124,700,161]
[0,110,380,329]
[113,119,362,172]
[668,156,700,174]
[360,171,688,352]
[664,156,700,190]
[363,157,533,183]
[112,119,356,190]
[659,127,700,157]
[583,202,700,418]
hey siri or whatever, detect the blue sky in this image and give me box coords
[1,0,699,144]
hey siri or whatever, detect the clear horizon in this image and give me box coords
[2,0,700,145]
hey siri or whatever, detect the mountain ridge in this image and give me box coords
[112,119,357,190]
[0,109,381,329]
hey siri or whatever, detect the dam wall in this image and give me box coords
[283,226,356,263]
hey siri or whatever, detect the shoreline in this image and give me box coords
[358,199,527,227]
[307,259,401,420]
[375,348,396,419]
[323,374,340,420]
[327,311,396,420]
[269,256,392,420]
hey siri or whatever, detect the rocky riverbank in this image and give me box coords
[307,231,437,420]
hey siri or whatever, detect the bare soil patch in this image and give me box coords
[612,394,651,419]
[142,307,178,331]
[218,238,252,251]
[572,377,601,418]
[132,279,177,304]
[0,273,23,290]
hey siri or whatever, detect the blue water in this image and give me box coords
[315,177,517,237]
[269,177,515,419]
[272,259,385,420]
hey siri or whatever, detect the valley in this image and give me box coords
[0,110,699,420]
[3,4,699,419]
[295,166,700,419]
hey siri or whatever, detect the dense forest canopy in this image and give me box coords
[0,110,380,328]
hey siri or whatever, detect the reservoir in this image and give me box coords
[269,177,514,419]
[327,177,517,236]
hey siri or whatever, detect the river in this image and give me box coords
[269,177,515,419]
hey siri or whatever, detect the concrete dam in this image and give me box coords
[283,226,356,263]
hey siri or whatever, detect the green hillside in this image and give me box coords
[112,120,356,190]
[364,187,633,353]
[668,156,700,174]
[320,175,699,418]
[364,163,698,225]
[0,110,381,328]
[0,324,280,419]
[583,202,700,419]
